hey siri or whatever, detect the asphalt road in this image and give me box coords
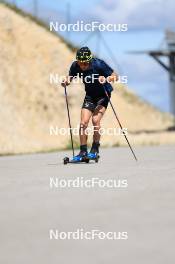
[0,146,175,264]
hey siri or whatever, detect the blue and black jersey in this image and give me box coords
[69,58,114,97]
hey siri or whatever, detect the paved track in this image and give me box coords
[0,146,175,264]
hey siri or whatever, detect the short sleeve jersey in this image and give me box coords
[69,58,114,97]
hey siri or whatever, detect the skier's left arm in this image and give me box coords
[99,72,118,83]
[98,60,118,83]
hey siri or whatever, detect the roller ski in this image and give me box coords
[63,143,100,165]
[63,150,89,165]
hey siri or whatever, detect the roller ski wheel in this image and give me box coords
[95,155,100,163]
[63,156,69,165]
[84,157,90,163]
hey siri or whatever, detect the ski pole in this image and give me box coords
[104,88,138,161]
[63,84,75,157]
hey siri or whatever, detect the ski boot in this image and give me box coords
[72,150,89,163]
[87,142,100,163]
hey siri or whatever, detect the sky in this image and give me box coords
[6,0,175,112]
[15,0,175,30]
[40,0,175,30]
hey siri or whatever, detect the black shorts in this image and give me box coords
[82,93,111,112]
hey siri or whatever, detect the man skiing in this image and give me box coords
[62,46,118,162]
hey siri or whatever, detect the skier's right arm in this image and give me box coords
[61,62,77,87]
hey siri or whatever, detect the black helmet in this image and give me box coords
[76,47,92,62]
